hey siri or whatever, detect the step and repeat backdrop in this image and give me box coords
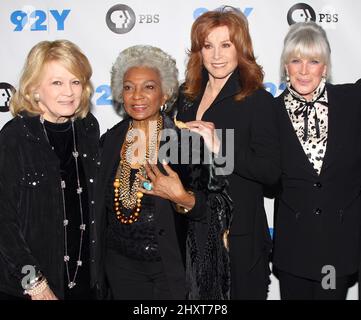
[1,0,360,299]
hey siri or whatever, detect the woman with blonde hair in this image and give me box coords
[0,40,102,300]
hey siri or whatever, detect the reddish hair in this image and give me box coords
[184,10,264,101]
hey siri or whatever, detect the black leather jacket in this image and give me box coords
[0,112,100,298]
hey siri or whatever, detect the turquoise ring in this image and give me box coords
[143,181,153,191]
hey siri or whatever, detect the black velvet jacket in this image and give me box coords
[94,113,233,299]
[0,112,99,298]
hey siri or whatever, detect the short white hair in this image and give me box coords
[280,22,332,81]
[111,45,179,111]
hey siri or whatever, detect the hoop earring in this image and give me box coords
[34,93,40,102]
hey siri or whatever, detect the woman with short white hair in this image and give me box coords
[273,21,361,300]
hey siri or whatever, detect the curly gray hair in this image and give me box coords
[111,45,179,111]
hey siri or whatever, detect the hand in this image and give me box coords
[223,229,230,252]
[185,120,220,154]
[31,285,58,300]
[138,162,195,210]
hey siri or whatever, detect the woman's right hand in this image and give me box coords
[185,120,220,154]
[30,285,58,300]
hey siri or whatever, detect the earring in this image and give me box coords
[34,93,40,102]
[160,104,167,112]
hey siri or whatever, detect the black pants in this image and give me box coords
[105,249,173,300]
[229,235,271,300]
[277,269,354,300]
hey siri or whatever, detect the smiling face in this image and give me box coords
[122,66,167,122]
[35,60,82,123]
[201,25,238,82]
[286,56,327,101]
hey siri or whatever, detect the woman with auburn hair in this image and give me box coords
[0,40,102,300]
[176,7,280,299]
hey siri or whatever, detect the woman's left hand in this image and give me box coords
[138,162,195,210]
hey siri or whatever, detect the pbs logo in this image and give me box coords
[287,3,316,25]
[0,83,15,113]
[106,4,136,34]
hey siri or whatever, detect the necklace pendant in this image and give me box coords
[64,255,70,262]
[80,224,86,231]
[63,219,69,226]
[77,187,83,194]
[61,180,66,189]
[68,282,76,289]
[72,151,79,158]
[77,260,82,266]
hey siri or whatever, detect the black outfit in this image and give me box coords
[277,269,351,300]
[94,113,232,300]
[105,167,166,300]
[106,168,162,262]
[0,112,100,299]
[273,79,361,299]
[44,120,92,300]
[176,70,281,299]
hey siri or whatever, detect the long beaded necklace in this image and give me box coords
[113,116,163,224]
[40,116,85,289]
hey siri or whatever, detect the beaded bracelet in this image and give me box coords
[24,278,48,296]
[23,270,43,291]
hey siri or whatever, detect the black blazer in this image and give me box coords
[176,71,281,270]
[273,79,361,280]
[93,114,209,299]
[0,112,99,298]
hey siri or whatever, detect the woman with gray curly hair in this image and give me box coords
[93,45,232,299]
[111,45,179,111]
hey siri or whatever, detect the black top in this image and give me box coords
[106,163,161,261]
[44,120,92,299]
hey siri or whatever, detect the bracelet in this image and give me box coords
[173,191,195,214]
[24,278,48,296]
[23,270,44,291]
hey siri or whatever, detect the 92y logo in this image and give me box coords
[10,6,70,31]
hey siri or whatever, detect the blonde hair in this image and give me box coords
[280,22,332,81]
[10,40,93,118]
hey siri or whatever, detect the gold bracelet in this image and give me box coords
[173,191,194,214]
